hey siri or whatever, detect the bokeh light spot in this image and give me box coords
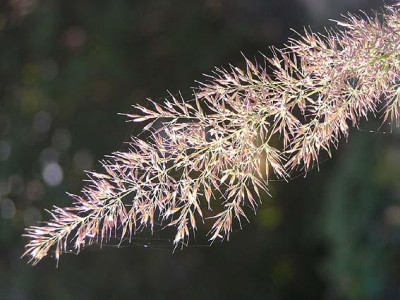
[73,149,94,172]
[39,147,59,165]
[42,162,63,186]
[64,26,87,50]
[25,180,45,202]
[33,111,52,133]
[0,180,11,196]
[51,128,71,151]
[39,59,58,81]
[384,205,400,226]
[1,198,16,219]
[0,140,11,161]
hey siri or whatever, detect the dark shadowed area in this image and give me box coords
[1,0,400,299]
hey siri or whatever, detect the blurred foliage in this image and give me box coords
[1,0,399,299]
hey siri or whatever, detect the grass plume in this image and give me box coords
[23,4,400,265]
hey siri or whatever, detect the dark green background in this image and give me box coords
[1,0,400,299]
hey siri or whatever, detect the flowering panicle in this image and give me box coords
[23,5,400,265]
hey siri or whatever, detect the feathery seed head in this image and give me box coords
[22,4,400,265]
